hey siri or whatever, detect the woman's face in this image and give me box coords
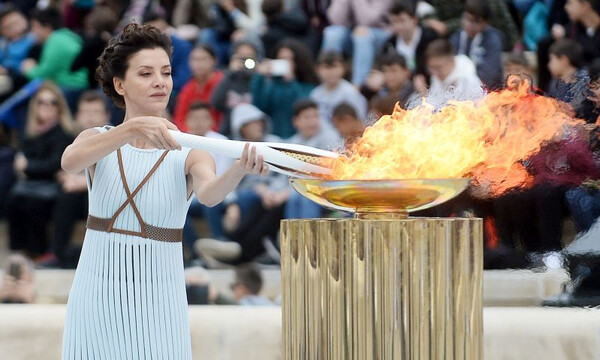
[189,48,216,79]
[34,89,60,127]
[115,47,172,115]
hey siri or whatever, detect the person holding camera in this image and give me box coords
[211,39,263,137]
[251,38,319,138]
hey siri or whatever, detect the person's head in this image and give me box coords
[231,103,268,141]
[331,103,365,139]
[316,51,345,88]
[27,81,73,137]
[262,0,284,21]
[75,91,109,132]
[0,5,28,41]
[461,0,491,38]
[503,52,532,78]
[231,263,263,300]
[389,0,418,40]
[378,53,411,91]
[565,0,600,23]
[83,5,118,38]
[548,39,583,78]
[292,99,321,139]
[186,101,214,136]
[29,7,61,43]
[96,23,172,114]
[425,39,456,81]
[274,38,319,84]
[229,40,261,71]
[142,6,169,31]
[189,44,217,80]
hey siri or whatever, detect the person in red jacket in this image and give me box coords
[173,44,224,132]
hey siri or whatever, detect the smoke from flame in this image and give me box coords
[329,80,583,196]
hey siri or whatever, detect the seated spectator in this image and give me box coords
[450,0,504,90]
[537,0,600,92]
[0,254,35,304]
[0,124,15,219]
[0,5,35,99]
[331,102,366,148]
[251,38,318,138]
[413,39,483,109]
[310,51,368,125]
[231,263,275,305]
[261,0,310,58]
[285,99,341,219]
[6,82,74,260]
[173,45,224,132]
[185,266,237,305]
[197,103,288,265]
[71,6,119,90]
[143,6,193,99]
[182,102,235,255]
[200,0,266,66]
[547,38,595,122]
[21,8,88,97]
[361,53,415,109]
[36,91,110,269]
[503,52,535,83]
[422,0,518,51]
[321,0,393,86]
[382,0,439,77]
[211,39,263,137]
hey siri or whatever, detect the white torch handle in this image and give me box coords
[169,131,334,178]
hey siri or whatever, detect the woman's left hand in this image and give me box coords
[236,143,268,176]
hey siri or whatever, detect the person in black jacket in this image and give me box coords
[5,82,74,260]
[70,6,119,89]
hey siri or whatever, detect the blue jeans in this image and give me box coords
[321,25,390,85]
[182,199,226,250]
[284,190,323,219]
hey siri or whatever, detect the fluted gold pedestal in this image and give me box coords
[281,217,483,360]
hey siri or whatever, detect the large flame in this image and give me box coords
[330,79,583,196]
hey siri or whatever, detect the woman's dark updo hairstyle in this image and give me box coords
[96,23,172,108]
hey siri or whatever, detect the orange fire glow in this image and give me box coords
[330,79,583,196]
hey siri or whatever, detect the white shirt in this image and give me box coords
[396,27,422,72]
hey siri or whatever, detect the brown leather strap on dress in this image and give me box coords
[87,215,183,242]
[96,148,175,241]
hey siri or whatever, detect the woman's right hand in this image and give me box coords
[126,116,181,150]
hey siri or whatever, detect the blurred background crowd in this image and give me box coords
[2,0,600,306]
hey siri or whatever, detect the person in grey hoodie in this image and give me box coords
[321,0,394,86]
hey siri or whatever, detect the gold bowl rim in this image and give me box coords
[290,178,470,215]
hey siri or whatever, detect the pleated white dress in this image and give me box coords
[62,126,193,360]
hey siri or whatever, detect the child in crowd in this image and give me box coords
[450,0,504,90]
[414,39,483,108]
[231,263,274,305]
[196,103,288,265]
[503,52,535,83]
[173,44,224,132]
[331,102,366,149]
[547,38,595,122]
[310,51,368,124]
[183,102,234,256]
[40,91,110,268]
[211,39,263,137]
[381,0,438,77]
[285,99,341,219]
[361,53,415,109]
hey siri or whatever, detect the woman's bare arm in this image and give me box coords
[187,144,268,207]
[61,117,181,174]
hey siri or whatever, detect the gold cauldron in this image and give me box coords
[280,179,483,360]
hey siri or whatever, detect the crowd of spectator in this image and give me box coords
[1,0,600,280]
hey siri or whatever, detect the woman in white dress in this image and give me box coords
[60,23,267,359]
